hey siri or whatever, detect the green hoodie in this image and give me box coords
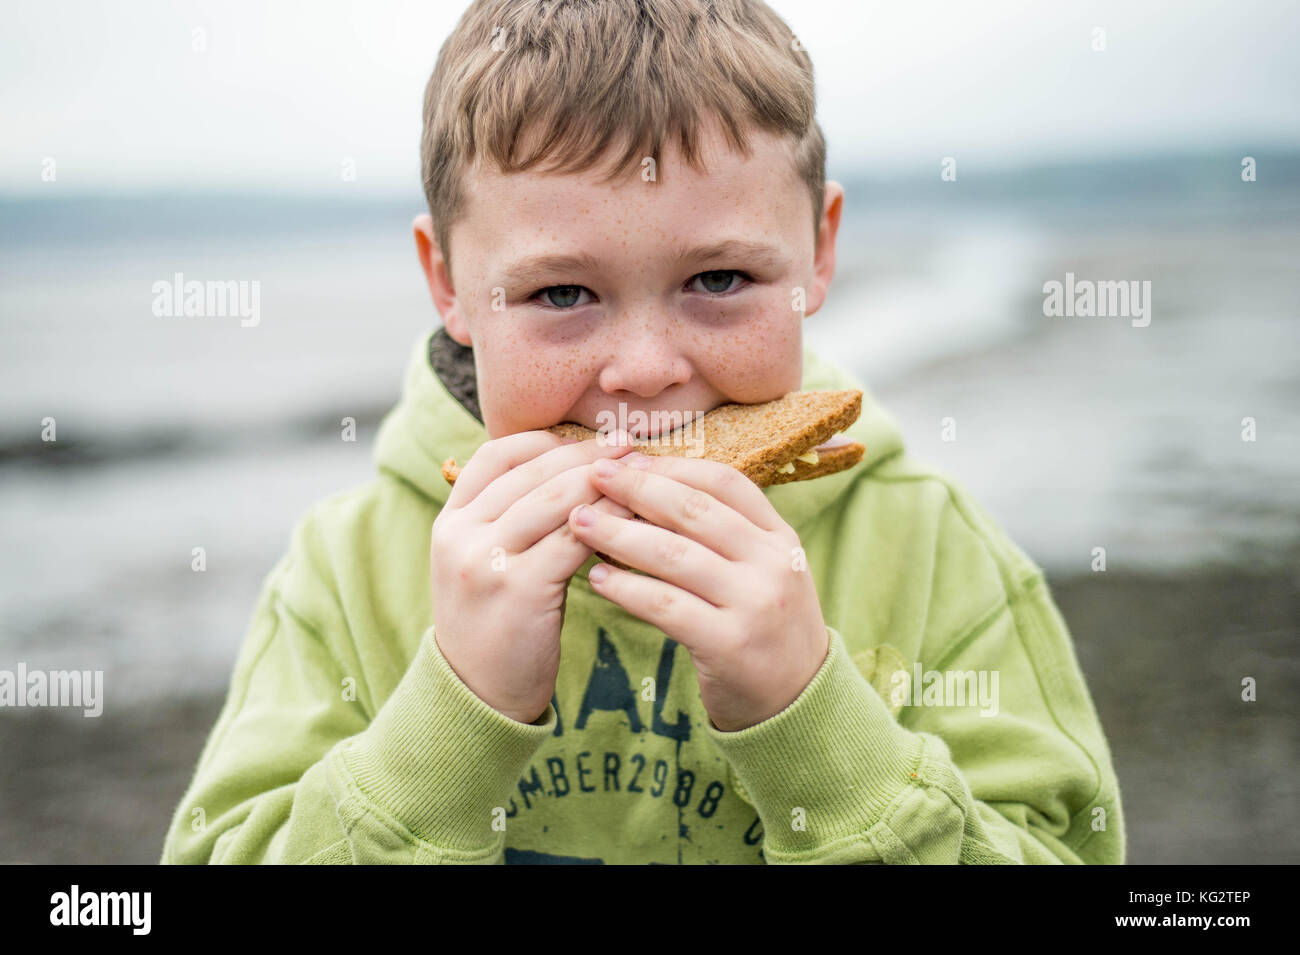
[161,329,1125,864]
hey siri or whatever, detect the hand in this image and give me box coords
[567,451,830,732]
[430,428,637,724]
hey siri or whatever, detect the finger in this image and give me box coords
[496,464,633,552]
[587,456,760,562]
[445,430,564,510]
[468,432,636,522]
[584,560,720,652]
[525,495,635,576]
[568,503,739,606]
[619,453,787,533]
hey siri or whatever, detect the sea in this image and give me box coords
[2,150,1298,704]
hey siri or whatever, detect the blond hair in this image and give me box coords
[421,0,825,283]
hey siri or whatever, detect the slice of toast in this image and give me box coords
[544,389,865,487]
[440,390,866,572]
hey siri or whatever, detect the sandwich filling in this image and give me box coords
[773,432,855,473]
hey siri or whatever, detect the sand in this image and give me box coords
[2,562,1295,865]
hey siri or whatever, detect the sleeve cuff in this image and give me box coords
[704,624,924,856]
[337,625,555,850]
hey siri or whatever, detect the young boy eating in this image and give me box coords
[162,0,1124,864]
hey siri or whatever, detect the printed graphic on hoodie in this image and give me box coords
[501,627,767,865]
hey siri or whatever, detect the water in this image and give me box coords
[2,152,1298,703]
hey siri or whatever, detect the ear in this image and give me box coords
[803,180,843,319]
[413,213,472,346]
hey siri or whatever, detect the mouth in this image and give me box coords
[598,411,864,445]
[605,408,708,441]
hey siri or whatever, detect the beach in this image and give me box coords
[2,157,1298,863]
[3,562,1295,864]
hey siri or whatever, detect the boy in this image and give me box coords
[161,0,1124,864]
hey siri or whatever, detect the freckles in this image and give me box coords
[501,343,600,421]
[699,309,796,382]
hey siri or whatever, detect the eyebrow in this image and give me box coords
[501,252,603,286]
[672,238,788,270]
[500,238,788,286]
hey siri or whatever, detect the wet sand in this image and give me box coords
[2,563,1296,865]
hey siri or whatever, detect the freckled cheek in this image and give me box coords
[764,309,804,353]
[480,338,596,429]
[696,300,802,386]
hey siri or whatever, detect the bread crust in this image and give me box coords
[440,390,866,572]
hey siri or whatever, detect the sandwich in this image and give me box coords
[442,389,865,486]
[441,389,865,569]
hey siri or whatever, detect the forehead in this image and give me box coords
[458,123,807,250]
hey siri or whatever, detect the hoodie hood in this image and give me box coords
[373,328,905,531]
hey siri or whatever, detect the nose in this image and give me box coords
[596,318,691,398]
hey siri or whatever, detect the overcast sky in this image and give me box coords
[3,0,1297,196]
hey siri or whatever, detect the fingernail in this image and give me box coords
[588,563,609,584]
[593,458,622,478]
[573,504,597,526]
[625,451,650,469]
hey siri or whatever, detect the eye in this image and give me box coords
[689,270,751,295]
[531,285,594,309]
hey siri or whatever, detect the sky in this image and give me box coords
[2,0,1297,197]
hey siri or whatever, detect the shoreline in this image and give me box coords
[2,563,1295,865]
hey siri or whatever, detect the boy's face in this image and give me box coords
[415,120,843,439]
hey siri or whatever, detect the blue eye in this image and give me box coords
[532,285,593,309]
[690,270,750,294]
[529,270,751,310]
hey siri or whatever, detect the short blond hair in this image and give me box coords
[421,0,826,283]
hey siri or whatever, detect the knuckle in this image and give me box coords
[681,488,711,522]
[430,516,457,553]
[710,462,739,491]
[652,588,677,614]
[774,527,800,555]
[434,542,469,580]
[536,476,564,505]
[655,534,690,566]
[759,588,786,618]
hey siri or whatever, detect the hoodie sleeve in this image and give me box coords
[703,572,1125,865]
[160,517,556,865]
